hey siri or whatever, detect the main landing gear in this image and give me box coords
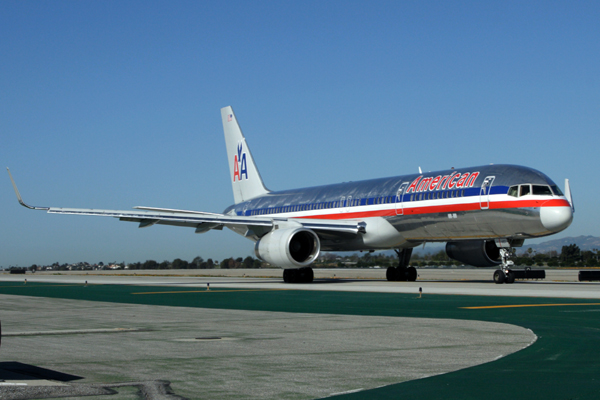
[283,267,314,283]
[493,248,515,284]
[387,248,417,282]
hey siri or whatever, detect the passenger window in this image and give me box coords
[508,186,518,197]
[532,185,552,195]
[520,185,531,197]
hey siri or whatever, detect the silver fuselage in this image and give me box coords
[224,164,573,251]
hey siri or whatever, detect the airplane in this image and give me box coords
[8,106,574,284]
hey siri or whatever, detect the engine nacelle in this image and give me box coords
[255,228,320,268]
[445,240,501,268]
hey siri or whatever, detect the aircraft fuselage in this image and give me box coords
[224,164,572,252]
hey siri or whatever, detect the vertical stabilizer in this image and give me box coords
[221,106,270,204]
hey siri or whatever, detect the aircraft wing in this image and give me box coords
[18,205,365,236]
[7,168,365,236]
[45,206,273,232]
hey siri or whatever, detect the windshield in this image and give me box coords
[532,185,553,195]
[550,185,564,196]
[508,184,556,197]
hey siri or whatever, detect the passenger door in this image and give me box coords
[479,176,495,209]
[395,182,409,215]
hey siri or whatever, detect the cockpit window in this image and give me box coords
[550,185,564,196]
[509,184,557,197]
[532,185,553,195]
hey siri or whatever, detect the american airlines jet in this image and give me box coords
[8,106,574,284]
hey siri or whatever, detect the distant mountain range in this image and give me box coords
[520,235,600,254]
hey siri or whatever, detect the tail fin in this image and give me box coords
[221,106,270,204]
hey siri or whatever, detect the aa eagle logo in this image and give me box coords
[233,142,248,182]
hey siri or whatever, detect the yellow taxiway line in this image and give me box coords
[463,303,600,310]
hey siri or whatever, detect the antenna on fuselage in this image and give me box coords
[418,166,422,174]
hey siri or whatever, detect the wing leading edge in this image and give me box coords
[7,168,365,237]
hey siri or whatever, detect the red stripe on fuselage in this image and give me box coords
[293,198,571,221]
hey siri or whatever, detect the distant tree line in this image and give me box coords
[127,256,263,270]
[8,243,599,272]
[14,256,266,272]
[513,244,598,267]
[315,244,599,269]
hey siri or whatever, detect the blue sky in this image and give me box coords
[2,1,599,267]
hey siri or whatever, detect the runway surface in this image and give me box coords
[1,269,600,399]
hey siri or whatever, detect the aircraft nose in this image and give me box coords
[540,206,573,232]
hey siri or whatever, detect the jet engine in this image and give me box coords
[445,240,501,268]
[255,227,320,268]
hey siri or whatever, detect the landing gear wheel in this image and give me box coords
[407,266,417,282]
[386,267,397,281]
[283,267,313,283]
[283,269,294,283]
[386,267,405,281]
[505,271,515,284]
[298,267,314,283]
[397,267,408,281]
[493,269,506,284]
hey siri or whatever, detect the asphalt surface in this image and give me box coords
[0,294,534,399]
[1,269,599,399]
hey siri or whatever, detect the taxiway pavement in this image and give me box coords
[1,269,599,399]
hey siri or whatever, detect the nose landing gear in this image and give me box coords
[493,247,515,284]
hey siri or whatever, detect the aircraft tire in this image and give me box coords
[397,267,408,282]
[298,267,314,283]
[493,269,506,284]
[284,269,299,283]
[505,271,515,284]
[407,266,417,282]
[386,267,397,281]
[283,269,290,283]
[306,267,314,283]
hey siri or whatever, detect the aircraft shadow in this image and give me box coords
[0,361,83,382]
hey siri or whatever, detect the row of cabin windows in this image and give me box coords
[410,190,465,202]
[247,189,467,216]
[507,184,559,198]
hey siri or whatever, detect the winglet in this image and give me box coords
[6,168,49,210]
[564,178,575,213]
